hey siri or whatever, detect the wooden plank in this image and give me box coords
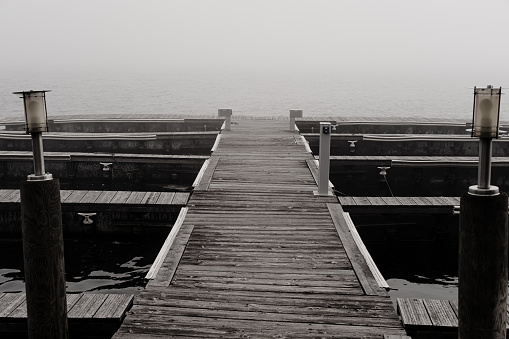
[449,299,459,318]
[5,297,27,318]
[64,190,88,203]
[194,156,220,191]
[352,197,371,205]
[423,298,458,327]
[397,298,433,326]
[125,191,147,204]
[94,294,134,319]
[146,207,188,280]
[0,189,15,201]
[156,192,176,205]
[0,189,19,203]
[171,192,190,206]
[94,191,118,204]
[109,191,132,204]
[367,196,386,206]
[66,293,83,312]
[60,190,73,201]
[10,190,21,203]
[396,197,417,205]
[440,196,459,206]
[79,190,103,203]
[381,197,402,205]
[338,196,356,205]
[409,196,430,205]
[0,293,25,317]
[67,294,108,318]
[148,223,195,287]
[192,158,211,187]
[141,191,161,204]
[343,212,389,289]
[327,203,385,296]
[425,196,447,205]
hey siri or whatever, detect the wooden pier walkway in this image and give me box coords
[113,119,407,338]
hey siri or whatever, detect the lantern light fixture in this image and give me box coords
[469,85,503,196]
[13,90,51,134]
[12,90,52,181]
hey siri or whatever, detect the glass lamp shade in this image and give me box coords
[472,86,502,138]
[12,90,50,133]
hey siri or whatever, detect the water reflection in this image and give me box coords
[0,235,164,294]
[367,242,459,301]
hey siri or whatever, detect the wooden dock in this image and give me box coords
[396,297,509,338]
[113,119,407,338]
[0,292,133,338]
[0,189,190,234]
[338,196,458,215]
[0,189,190,207]
[328,155,509,167]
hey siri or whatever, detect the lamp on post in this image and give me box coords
[13,90,53,181]
[459,85,508,339]
[469,85,502,195]
[13,90,68,339]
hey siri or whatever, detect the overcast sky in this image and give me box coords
[1,0,509,78]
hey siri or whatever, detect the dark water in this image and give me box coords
[367,242,459,301]
[0,235,164,294]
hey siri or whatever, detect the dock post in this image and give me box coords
[458,192,507,339]
[21,178,68,339]
[218,108,232,131]
[289,109,303,132]
[316,122,331,196]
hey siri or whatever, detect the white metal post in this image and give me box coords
[318,122,331,196]
[218,108,232,131]
[289,109,303,132]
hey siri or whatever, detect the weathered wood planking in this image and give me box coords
[0,292,134,338]
[397,297,509,335]
[0,189,190,206]
[0,292,133,320]
[114,119,406,338]
[339,196,459,206]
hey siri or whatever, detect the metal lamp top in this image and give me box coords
[472,85,502,139]
[12,90,51,134]
[12,89,52,96]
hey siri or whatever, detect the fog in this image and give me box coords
[1,0,508,78]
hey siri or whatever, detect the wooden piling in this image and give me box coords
[459,192,508,339]
[21,179,68,339]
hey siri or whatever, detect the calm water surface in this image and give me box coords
[2,70,507,121]
[368,243,459,302]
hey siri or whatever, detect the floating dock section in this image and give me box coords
[0,292,133,338]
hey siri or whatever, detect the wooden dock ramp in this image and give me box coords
[114,119,407,338]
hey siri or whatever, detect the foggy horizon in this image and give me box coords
[1,1,509,79]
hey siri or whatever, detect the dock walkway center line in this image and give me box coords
[113,119,407,338]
